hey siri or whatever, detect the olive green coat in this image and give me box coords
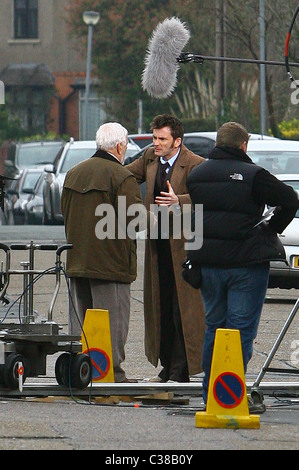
[61,150,143,283]
[126,145,206,374]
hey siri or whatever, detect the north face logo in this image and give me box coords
[230,173,244,181]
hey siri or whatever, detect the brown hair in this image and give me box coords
[216,122,249,149]
[150,114,184,141]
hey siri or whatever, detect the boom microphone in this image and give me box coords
[143,10,299,100]
[142,17,190,99]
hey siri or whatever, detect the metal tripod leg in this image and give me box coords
[251,297,299,402]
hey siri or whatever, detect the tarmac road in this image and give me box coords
[0,225,299,451]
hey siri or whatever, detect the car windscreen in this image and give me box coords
[17,143,63,168]
[248,151,299,174]
[183,137,215,158]
[60,148,94,173]
[21,172,42,191]
[132,138,153,148]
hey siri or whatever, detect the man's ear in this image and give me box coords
[116,142,122,155]
[174,137,182,149]
[240,141,248,153]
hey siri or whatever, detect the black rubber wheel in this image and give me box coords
[2,353,28,389]
[70,354,92,389]
[55,353,70,386]
[0,364,5,386]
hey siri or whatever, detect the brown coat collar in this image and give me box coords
[145,145,193,198]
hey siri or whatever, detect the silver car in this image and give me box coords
[183,132,277,158]
[4,140,64,182]
[236,139,299,288]
[42,138,141,225]
[5,168,44,225]
[268,175,299,289]
[247,139,299,174]
[129,131,276,160]
[43,140,97,225]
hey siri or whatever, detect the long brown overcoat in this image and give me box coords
[126,145,206,375]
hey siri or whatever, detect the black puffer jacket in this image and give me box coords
[186,146,298,268]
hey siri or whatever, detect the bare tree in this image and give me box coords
[65,0,298,133]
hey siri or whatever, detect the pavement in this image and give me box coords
[0,226,299,451]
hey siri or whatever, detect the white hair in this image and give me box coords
[95,122,128,150]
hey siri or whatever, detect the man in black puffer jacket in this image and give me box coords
[186,122,299,405]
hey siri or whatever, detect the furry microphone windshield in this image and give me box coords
[141,17,191,99]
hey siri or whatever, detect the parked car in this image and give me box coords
[129,133,153,148]
[43,139,97,225]
[129,132,219,158]
[43,139,139,225]
[184,131,277,158]
[4,168,44,224]
[268,175,299,289]
[3,140,64,182]
[129,131,232,154]
[24,173,45,225]
[247,139,299,175]
[127,131,277,162]
[2,175,21,224]
[125,140,141,158]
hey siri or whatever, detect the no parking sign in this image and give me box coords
[195,329,260,429]
[213,372,245,409]
[81,309,115,382]
[83,348,111,381]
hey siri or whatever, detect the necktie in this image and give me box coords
[160,162,170,186]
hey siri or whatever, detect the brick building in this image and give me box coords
[0,0,104,140]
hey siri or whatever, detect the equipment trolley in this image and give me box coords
[0,242,92,391]
[251,297,299,404]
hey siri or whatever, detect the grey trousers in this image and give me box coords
[68,277,131,382]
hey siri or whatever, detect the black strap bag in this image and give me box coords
[182,259,202,289]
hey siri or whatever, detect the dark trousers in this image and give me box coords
[200,263,269,402]
[156,239,189,382]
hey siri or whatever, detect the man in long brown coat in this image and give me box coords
[126,114,206,382]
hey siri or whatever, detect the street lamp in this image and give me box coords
[82,11,100,140]
[259,0,266,136]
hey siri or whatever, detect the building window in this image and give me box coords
[14,0,38,39]
[7,87,54,134]
[0,63,55,135]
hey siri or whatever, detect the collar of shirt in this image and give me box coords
[107,151,121,163]
[160,149,180,171]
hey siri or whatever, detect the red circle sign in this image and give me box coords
[213,372,245,409]
[83,348,111,381]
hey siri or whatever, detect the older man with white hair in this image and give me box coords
[61,122,143,383]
